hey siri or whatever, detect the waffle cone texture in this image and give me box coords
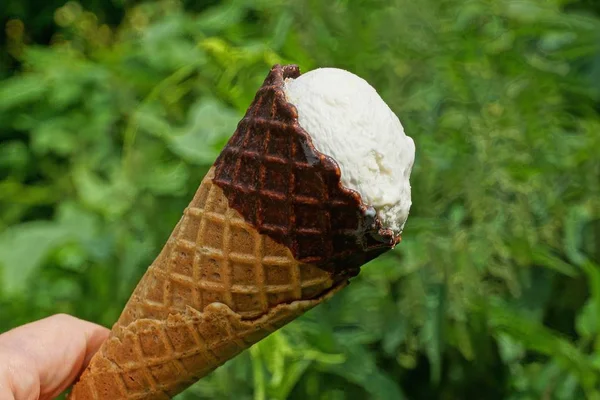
[70,65,400,399]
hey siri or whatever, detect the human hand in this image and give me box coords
[0,314,110,400]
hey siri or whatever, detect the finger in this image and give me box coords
[0,314,110,400]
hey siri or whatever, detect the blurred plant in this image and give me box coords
[1,0,600,399]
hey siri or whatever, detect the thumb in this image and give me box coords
[0,314,110,400]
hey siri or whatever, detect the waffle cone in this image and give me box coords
[69,169,344,399]
[71,64,401,399]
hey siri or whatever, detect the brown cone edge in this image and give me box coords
[214,64,400,281]
[69,64,400,400]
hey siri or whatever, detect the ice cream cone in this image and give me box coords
[70,64,403,399]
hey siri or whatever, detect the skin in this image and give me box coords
[0,314,110,400]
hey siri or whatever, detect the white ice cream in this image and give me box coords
[283,68,415,234]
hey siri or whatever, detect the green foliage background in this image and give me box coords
[1,0,600,398]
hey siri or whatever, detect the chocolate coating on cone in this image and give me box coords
[213,64,400,279]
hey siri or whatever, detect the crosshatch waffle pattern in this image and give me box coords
[116,169,335,325]
[69,294,341,399]
[69,170,342,399]
[213,64,399,275]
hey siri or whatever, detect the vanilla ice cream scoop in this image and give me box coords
[283,68,415,234]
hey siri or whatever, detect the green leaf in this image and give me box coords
[488,300,598,390]
[0,222,73,294]
[325,346,406,400]
[531,247,579,278]
[0,75,48,110]
[169,100,239,164]
[564,204,594,267]
[423,282,446,385]
[250,345,267,400]
[576,299,598,339]
[195,2,245,32]
[72,168,136,217]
